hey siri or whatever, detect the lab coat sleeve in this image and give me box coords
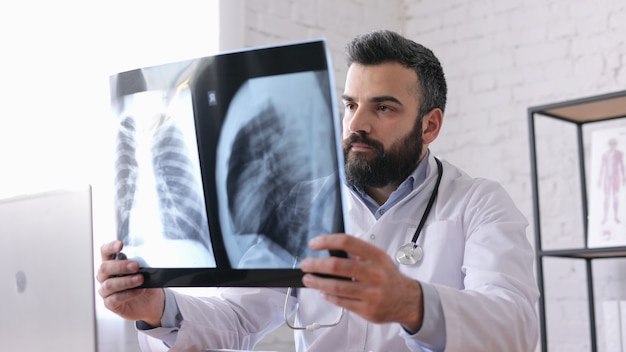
[401,282,446,351]
[436,180,539,351]
[154,287,293,352]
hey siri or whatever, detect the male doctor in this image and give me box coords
[97,29,539,351]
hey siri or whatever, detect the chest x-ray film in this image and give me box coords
[109,40,347,287]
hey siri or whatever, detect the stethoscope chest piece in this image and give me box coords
[395,243,423,265]
[394,157,443,266]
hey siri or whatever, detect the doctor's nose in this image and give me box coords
[343,107,371,135]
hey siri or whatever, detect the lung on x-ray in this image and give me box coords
[109,40,347,287]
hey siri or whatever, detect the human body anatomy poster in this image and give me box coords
[109,41,347,287]
[587,126,626,248]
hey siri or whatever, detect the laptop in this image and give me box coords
[0,186,97,351]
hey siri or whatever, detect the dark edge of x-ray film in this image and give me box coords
[109,40,348,287]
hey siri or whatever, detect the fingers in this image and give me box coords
[96,240,143,298]
[309,234,386,261]
[303,235,425,327]
[98,276,150,321]
[302,272,362,297]
[96,240,139,283]
[96,258,141,283]
[101,286,147,312]
[97,263,145,311]
[302,260,423,327]
[300,255,360,281]
[100,240,123,261]
[98,272,144,297]
[301,273,376,317]
[303,234,389,281]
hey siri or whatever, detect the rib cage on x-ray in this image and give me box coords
[226,102,308,234]
[226,100,335,258]
[151,117,211,251]
[216,70,343,265]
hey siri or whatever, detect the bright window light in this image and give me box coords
[0,0,219,248]
[0,0,219,199]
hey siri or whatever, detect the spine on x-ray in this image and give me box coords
[114,116,138,243]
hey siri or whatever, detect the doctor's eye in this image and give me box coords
[376,104,392,112]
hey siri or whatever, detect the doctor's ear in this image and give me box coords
[421,108,443,144]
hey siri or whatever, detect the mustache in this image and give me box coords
[343,132,384,153]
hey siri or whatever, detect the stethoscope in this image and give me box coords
[283,157,443,330]
[394,157,443,265]
[284,285,345,331]
[284,257,345,331]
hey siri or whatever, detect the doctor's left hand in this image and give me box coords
[300,234,425,333]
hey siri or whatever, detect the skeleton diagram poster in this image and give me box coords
[109,41,347,287]
[587,126,626,248]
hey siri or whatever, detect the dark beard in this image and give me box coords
[343,120,423,190]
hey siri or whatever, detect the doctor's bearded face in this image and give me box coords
[343,117,423,190]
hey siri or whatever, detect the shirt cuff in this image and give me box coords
[136,288,182,348]
[402,282,446,351]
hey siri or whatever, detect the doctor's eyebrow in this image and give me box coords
[341,94,354,102]
[341,94,403,106]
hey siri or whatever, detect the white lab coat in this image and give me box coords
[141,155,539,351]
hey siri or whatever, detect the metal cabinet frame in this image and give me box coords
[528,90,626,352]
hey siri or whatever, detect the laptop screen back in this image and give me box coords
[0,186,97,351]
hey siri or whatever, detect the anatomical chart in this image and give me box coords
[587,126,626,248]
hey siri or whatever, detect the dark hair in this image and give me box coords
[345,30,447,116]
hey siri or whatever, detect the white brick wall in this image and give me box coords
[243,0,404,103]
[406,1,625,350]
[237,0,626,350]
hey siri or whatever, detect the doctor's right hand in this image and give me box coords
[96,240,165,327]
